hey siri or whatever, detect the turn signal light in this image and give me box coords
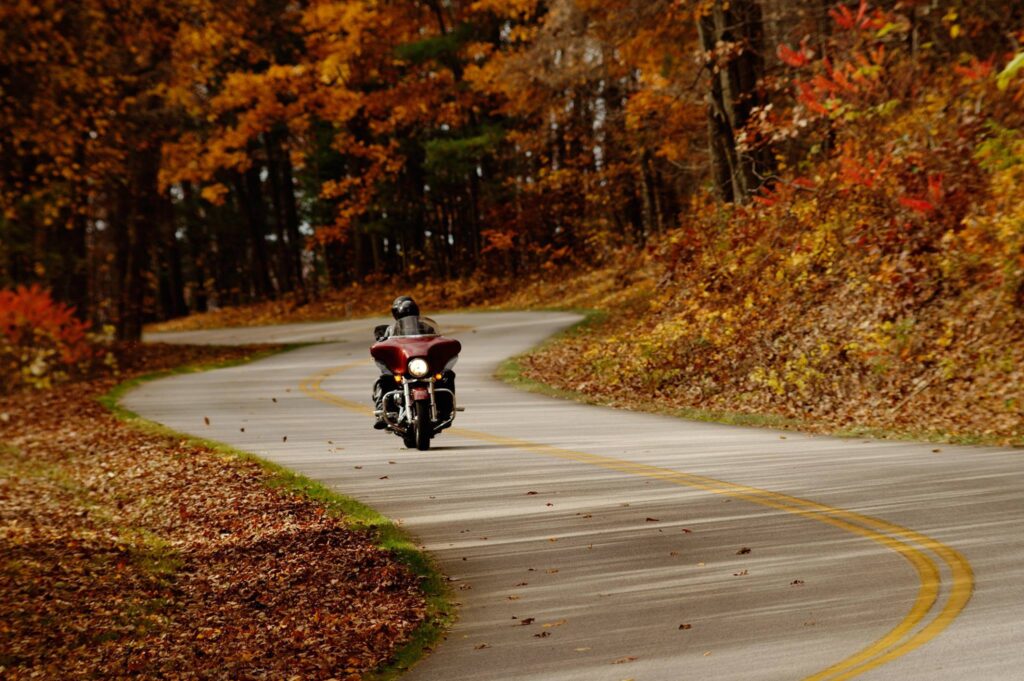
[395,374,403,383]
[434,373,443,380]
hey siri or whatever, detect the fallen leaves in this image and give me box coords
[0,343,427,680]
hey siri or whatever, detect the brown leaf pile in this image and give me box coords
[0,344,425,680]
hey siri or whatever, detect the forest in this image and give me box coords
[2,0,1023,442]
[2,0,1017,333]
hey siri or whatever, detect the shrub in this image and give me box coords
[0,285,93,392]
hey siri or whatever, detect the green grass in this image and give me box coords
[100,344,455,681]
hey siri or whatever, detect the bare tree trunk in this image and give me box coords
[113,146,159,341]
[278,146,308,302]
[158,192,187,319]
[697,0,771,202]
[264,135,295,295]
[233,168,276,299]
[180,183,209,313]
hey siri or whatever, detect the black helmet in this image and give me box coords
[391,295,419,320]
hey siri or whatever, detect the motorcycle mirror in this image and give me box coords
[373,324,389,341]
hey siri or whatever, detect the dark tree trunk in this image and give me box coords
[264,134,295,295]
[158,192,187,320]
[180,182,209,313]
[278,146,308,301]
[697,0,771,202]
[59,141,91,319]
[112,145,159,341]
[233,167,276,299]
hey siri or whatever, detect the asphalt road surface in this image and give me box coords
[124,311,1023,681]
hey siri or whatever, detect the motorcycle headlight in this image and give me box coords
[407,358,429,378]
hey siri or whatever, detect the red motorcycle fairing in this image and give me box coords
[370,336,462,374]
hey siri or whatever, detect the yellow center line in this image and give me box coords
[299,363,973,680]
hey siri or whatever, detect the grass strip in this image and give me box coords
[100,343,454,681]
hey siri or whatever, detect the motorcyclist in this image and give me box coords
[381,296,437,338]
[372,296,449,429]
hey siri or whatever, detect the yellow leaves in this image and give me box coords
[997,52,1024,92]
[319,52,351,85]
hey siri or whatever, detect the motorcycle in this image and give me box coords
[371,317,462,450]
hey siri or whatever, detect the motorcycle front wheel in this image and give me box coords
[414,400,432,451]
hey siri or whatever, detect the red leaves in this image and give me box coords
[898,196,935,214]
[0,285,95,393]
[839,150,889,190]
[829,1,878,32]
[899,173,945,214]
[796,80,830,116]
[954,56,995,83]
[778,44,811,68]
[0,284,91,362]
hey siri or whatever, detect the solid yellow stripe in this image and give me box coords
[299,363,972,680]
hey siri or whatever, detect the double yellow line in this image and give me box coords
[299,363,973,680]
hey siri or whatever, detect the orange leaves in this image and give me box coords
[838,149,889,190]
[199,183,230,205]
[469,0,541,19]
[482,229,517,253]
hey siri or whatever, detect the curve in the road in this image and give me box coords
[300,361,974,681]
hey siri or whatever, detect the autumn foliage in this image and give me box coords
[2,3,1022,422]
[0,285,92,392]
[515,3,1024,443]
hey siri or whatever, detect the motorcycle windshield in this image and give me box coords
[393,316,440,337]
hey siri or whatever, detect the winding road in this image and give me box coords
[124,311,1023,680]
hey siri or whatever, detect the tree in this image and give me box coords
[696,0,772,201]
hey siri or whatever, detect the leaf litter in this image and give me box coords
[0,343,426,680]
